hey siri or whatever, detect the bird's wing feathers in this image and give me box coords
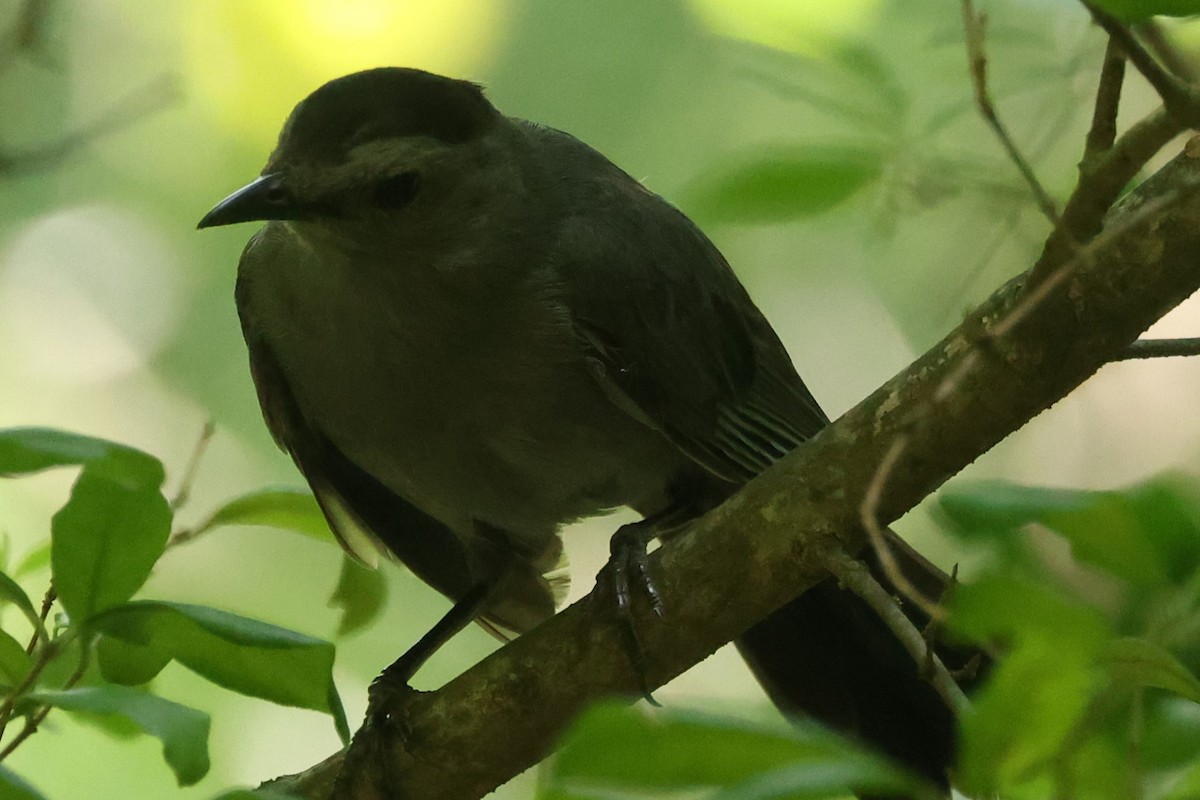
[236,274,479,603]
[553,178,828,483]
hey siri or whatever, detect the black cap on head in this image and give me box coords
[272,67,498,166]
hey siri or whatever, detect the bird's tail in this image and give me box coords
[735,530,981,796]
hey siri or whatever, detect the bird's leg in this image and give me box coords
[365,580,494,736]
[340,583,496,800]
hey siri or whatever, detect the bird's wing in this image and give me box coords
[551,177,828,484]
[235,272,479,605]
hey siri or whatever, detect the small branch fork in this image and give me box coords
[822,549,968,713]
[856,0,1200,658]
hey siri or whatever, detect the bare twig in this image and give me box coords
[170,420,215,511]
[0,75,179,176]
[859,179,1199,621]
[863,0,1078,618]
[23,584,55,656]
[0,636,61,739]
[1138,19,1199,84]
[0,634,90,761]
[859,439,946,622]
[823,549,967,713]
[962,0,1062,227]
[1084,2,1200,130]
[1114,337,1200,360]
[1031,108,1182,290]
[1085,38,1126,159]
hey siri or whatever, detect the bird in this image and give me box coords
[198,66,975,792]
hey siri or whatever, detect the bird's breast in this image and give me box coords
[244,240,680,544]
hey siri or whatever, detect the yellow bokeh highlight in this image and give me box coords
[687,0,881,54]
[185,0,511,149]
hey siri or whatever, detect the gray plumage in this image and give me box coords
[231,69,825,632]
[201,68,973,791]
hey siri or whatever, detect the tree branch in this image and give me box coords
[1084,2,1200,129]
[1085,38,1125,160]
[821,549,966,712]
[1116,337,1200,360]
[263,139,1200,800]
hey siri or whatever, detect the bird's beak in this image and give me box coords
[197,173,302,229]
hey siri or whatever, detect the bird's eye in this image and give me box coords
[372,171,421,209]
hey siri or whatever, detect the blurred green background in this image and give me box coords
[1,0,1198,798]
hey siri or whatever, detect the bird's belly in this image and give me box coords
[264,267,679,543]
[315,351,674,541]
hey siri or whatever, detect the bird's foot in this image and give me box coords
[607,522,666,620]
[333,667,424,800]
[363,663,422,743]
[591,520,664,705]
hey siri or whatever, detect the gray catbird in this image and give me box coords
[199,67,974,790]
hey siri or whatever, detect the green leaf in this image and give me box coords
[0,766,47,800]
[711,759,918,800]
[1162,749,1200,798]
[1090,0,1200,21]
[94,601,347,741]
[949,571,1111,649]
[1124,478,1200,583]
[51,467,172,621]
[939,480,1184,588]
[685,144,882,225]
[0,628,33,686]
[96,633,172,686]
[1103,637,1200,702]
[328,555,387,637]
[0,427,164,488]
[547,703,931,799]
[31,686,210,786]
[0,570,47,643]
[1142,697,1200,770]
[197,488,331,541]
[958,642,1101,796]
[211,790,304,800]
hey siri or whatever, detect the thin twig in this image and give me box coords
[962,0,1062,227]
[0,636,61,739]
[0,635,90,762]
[823,549,968,713]
[858,1,1073,619]
[1084,2,1200,130]
[170,420,215,511]
[1028,109,1182,288]
[1138,19,1199,84]
[860,177,1200,619]
[859,438,947,622]
[859,0,1078,617]
[1114,337,1200,360]
[1085,38,1126,159]
[0,75,179,176]
[23,584,55,656]
[1024,8,1187,292]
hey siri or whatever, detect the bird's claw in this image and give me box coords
[363,667,420,743]
[592,522,664,705]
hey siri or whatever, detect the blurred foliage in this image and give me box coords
[1092,0,1200,22]
[938,477,1200,799]
[1,0,1200,799]
[542,702,937,800]
[0,428,351,797]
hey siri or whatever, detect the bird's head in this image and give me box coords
[199,67,523,253]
